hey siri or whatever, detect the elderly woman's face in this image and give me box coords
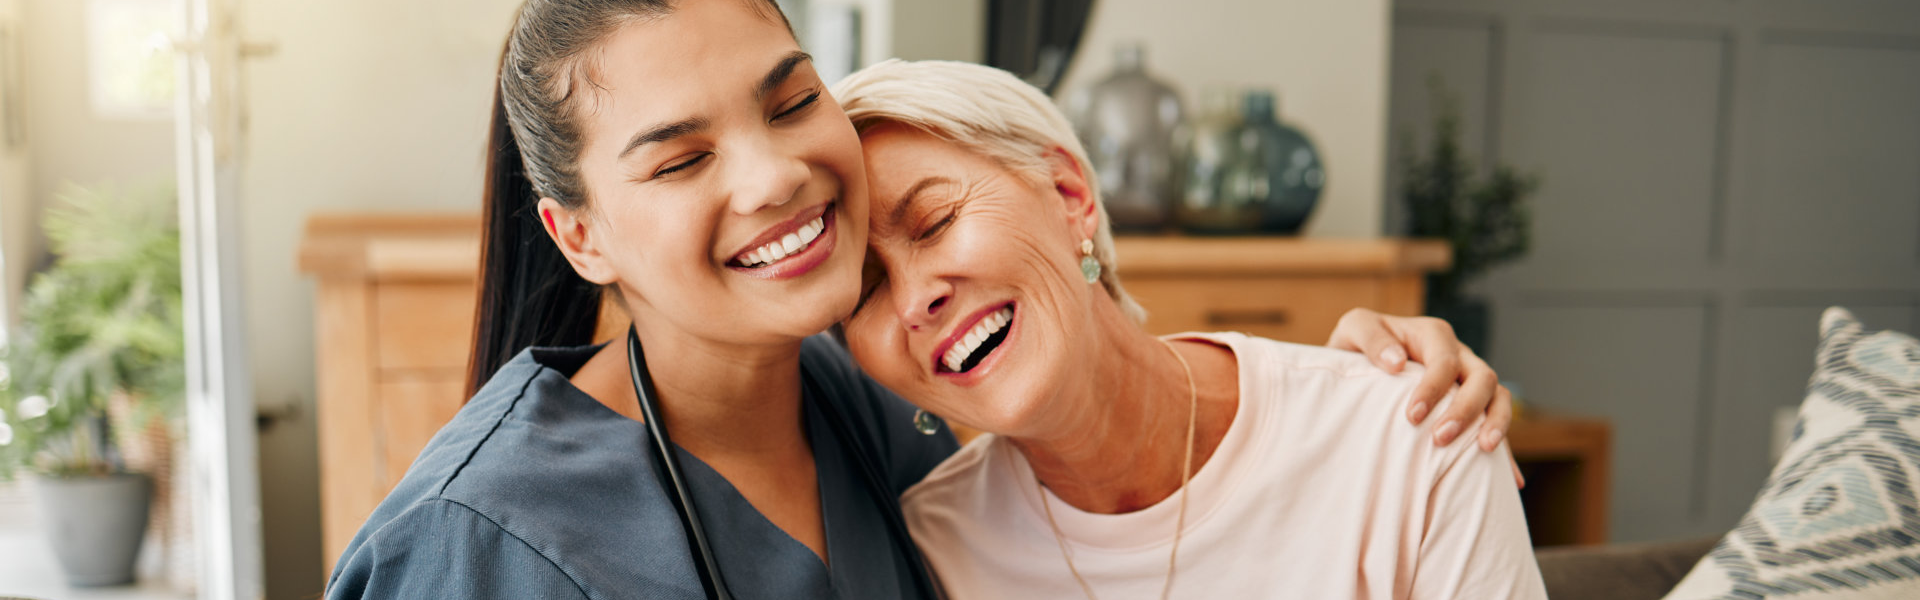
[842,126,1100,435]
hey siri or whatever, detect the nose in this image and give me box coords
[726,135,811,215]
[895,273,953,333]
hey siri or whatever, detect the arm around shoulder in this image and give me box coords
[326,499,590,600]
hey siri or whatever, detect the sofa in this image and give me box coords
[1537,537,1719,600]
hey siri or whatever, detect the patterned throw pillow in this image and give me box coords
[1664,307,1920,599]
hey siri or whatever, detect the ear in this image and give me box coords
[537,197,620,285]
[1045,146,1100,242]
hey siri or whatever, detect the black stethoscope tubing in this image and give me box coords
[626,327,943,600]
[628,327,733,599]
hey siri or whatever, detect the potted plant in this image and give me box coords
[1399,78,1537,355]
[0,180,184,586]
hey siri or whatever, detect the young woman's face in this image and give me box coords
[842,126,1101,436]
[561,0,868,346]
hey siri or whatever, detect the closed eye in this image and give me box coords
[915,210,956,242]
[774,91,821,121]
[654,153,710,179]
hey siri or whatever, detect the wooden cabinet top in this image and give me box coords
[298,213,483,282]
[296,213,1453,281]
[1113,236,1450,276]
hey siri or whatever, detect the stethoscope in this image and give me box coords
[626,327,944,600]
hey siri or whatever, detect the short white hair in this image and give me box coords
[834,59,1146,324]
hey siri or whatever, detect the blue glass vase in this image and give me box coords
[1219,90,1324,235]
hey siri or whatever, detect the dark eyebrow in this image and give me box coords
[889,176,955,226]
[757,51,813,101]
[618,117,709,159]
[617,51,813,160]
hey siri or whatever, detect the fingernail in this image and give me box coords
[1381,347,1407,366]
[1407,402,1430,424]
[1434,420,1461,445]
[1481,428,1504,450]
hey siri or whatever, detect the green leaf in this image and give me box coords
[0,179,184,479]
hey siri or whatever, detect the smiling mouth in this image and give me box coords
[728,203,833,269]
[938,304,1015,374]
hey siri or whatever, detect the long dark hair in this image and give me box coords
[468,0,791,395]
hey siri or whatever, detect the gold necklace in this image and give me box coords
[1037,336,1198,600]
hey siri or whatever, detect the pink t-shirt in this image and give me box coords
[901,332,1548,599]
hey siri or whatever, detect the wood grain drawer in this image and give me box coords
[1124,276,1385,343]
[374,282,476,373]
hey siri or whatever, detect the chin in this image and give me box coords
[786,266,863,335]
[923,370,1059,438]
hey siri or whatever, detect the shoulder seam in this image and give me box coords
[437,364,546,497]
[440,497,595,600]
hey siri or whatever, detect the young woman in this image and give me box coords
[324,1,1510,597]
[836,60,1544,599]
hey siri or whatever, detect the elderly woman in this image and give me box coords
[834,60,1547,599]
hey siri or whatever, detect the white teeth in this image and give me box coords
[942,306,1014,372]
[739,216,829,268]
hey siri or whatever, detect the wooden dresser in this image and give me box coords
[305,214,1608,570]
[299,214,482,571]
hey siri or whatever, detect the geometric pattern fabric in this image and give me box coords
[1665,307,1920,599]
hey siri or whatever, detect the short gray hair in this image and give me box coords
[833,59,1145,323]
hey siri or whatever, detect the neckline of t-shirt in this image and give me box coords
[1006,331,1264,553]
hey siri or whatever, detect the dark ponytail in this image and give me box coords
[468,0,795,395]
[468,81,605,395]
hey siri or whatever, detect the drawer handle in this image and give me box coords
[1205,309,1290,327]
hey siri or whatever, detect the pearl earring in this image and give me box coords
[1078,239,1101,284]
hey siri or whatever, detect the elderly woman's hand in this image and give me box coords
[1326,308,1523,487]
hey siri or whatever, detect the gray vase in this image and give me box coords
[35,473,152,586]
[1066,42,1186,232]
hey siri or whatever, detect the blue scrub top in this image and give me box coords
[325,335,959,599]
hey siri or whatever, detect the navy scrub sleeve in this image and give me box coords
[325,336,957,600]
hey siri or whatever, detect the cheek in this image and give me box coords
[600,193,715,276]
[846,315,913,384]
[815,121,868,205]
[956,215,1065,283]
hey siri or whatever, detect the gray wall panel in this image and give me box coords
[1393,0,1920,545]
[1498,302,1714,542]
[1511,29,1726,268]
[1745,42,1920,268]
